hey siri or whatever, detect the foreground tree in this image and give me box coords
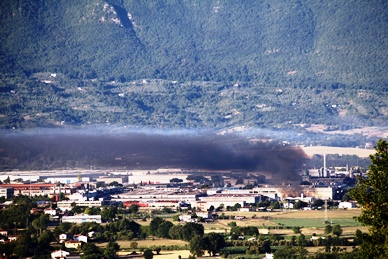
[350,139,388,258]
[143,248,153,259]
[81,243,103,259]
[189,235,204,257]
[202,233,225,256]
[104,241,120,259]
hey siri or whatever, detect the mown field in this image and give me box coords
[270,218,361,228]
[204,209,367,236]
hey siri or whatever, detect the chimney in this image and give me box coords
[323,153,327,177]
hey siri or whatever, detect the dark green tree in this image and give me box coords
[128,204,139,214]
[13,233,32,258]
[189,235,204,257]
[349,139,388,258]
[180,222,204,241]
[4,176,10,184]
[293,200,308,209]
[202,233,225,256]
[149,217,164,236]
[324,225,333,235]
[32,213,49,235]
[297,234,307,247]
[157,221,173,238]
[104,241,120,259]
[292,226,301,234]
[153,247,161,255]
[143,248,153,259]
[274,246,308,259]
[168,225,182,240]
[81,242,103,259]
[332,225,343,237]
[37,230,54,253]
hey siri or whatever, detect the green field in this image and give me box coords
[270,218,362,228]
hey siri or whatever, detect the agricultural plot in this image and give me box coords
[270,218,361,228]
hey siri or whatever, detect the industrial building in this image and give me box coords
[62,214,102,224]
[198,193,262,210]
[0,187,14,199]
[57,200,103,211]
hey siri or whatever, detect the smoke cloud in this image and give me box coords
[0,127,307,181]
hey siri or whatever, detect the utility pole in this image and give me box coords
[324,199,329,224]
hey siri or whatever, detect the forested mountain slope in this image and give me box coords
[0,0,386,87]
[0,0,387,134]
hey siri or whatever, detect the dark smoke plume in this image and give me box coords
[0,128,307,181]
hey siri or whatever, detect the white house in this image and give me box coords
[51,250,70,259]
[238,207,252,212]
[196,212,212,219]
[65,240,81,249]
[45,208,57,216]
[179,215,197,223]
[8,236,19,242]
[73,234,88,243]
[59,234,68,243]
[0,229,8,236]
[338,201,356,209]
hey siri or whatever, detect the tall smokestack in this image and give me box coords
[323,153,327,177]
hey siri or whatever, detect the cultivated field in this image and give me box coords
[204,209,367,235]
[300,145,375,158]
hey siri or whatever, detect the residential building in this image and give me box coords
[338,201,356,209]
[51,250,70,259]
[65,240,81,249]
[44,208,57,216]
[0,229,7,236]
[59,234,68,243]
[73,234,87,243]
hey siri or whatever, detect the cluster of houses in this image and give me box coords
[0,229,19,243]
